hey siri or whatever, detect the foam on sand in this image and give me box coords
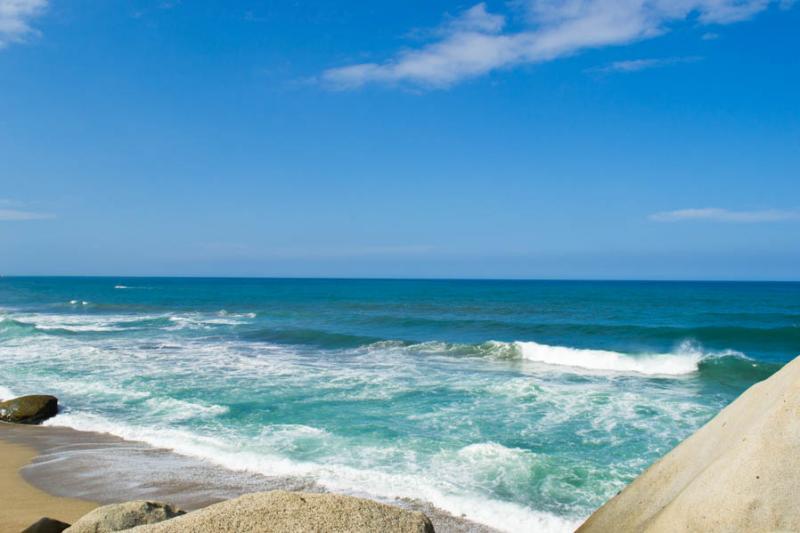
[44,412,577,532]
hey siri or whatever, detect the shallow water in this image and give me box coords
[1,278,797,531]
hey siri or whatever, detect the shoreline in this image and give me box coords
[0,422,497,533]
[0,426,97,533]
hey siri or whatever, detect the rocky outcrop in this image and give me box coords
[578,355,800,532]
[129,491,435,533]
[21,517,72,533]
[0,395,58,424]
[63,501,184,533]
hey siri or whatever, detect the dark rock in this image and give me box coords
[0,395,58,424]
[21,517,71,533]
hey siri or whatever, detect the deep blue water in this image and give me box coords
[1,278,798,531]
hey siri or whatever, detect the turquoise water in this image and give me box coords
[1,278,798,531]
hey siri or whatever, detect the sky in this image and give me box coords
[1,0,799,280]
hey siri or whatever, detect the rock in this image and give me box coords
[64,501,185,533]
[578,355,800,532]
[129,491,435,533]
[0,395,58,424]
[21,517,72,533]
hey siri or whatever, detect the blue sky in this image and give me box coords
[1,0,798,279]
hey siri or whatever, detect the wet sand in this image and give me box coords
[0,425,96,533]
[0,422,495,533]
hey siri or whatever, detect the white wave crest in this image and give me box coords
[44,412,578,532]
[144,397,229,422]
[166,312,254,330]
[0,385,17,400]
[217,311,256,319]
[11,314,142,333]
[513,340,711,376]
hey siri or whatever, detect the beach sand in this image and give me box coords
[0,427,97,533]
[0,423,493,533]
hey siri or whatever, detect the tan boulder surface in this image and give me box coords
[64,501,184,533]
[579,355,800,533]
[128,490,435,533]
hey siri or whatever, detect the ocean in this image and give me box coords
[1,277,798,531]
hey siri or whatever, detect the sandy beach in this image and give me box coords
[0,426,96,533]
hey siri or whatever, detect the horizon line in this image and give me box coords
[1,275,798,283]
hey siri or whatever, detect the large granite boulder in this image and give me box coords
[129,491,435,533]
[64,501,185,533]
[578,355,800,532]
[0,395,58,424]
[21,517,72,533]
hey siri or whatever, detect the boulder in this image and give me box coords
[21,517,72,533]
[129,491,435,533]
[64,501,185,533]
[578,355,800,532]
[0,395,58,424]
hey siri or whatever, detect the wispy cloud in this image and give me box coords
[589,55,702,74]
[0,208,55,221]
[649,208,800,223]
[322,0,788,89]
[0,0,48,49]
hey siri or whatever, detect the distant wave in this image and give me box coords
[0,311,257,336]
[512,340,709,375]
[337,312,800,345]
[0,309,779,381]
[362,338,772,378]
[242,327,383,349]
[507,339,782,379]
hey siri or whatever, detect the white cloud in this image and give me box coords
[322,0,788,89]
[0,208,54,221]
[0,0,47,49]
[589,55,701,73]
[649,208,800,223]
[446,3,506,33]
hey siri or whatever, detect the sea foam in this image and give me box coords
[43,411,579,533]
[383,338,744,377]
[514,340,705,375]
[0,385,16,400]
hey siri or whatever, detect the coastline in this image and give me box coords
[0,422,496,533]
[0,425,96,533]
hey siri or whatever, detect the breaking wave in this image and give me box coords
[364,338,765,378]
[513,340,714,375]
[44,412,578,532]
